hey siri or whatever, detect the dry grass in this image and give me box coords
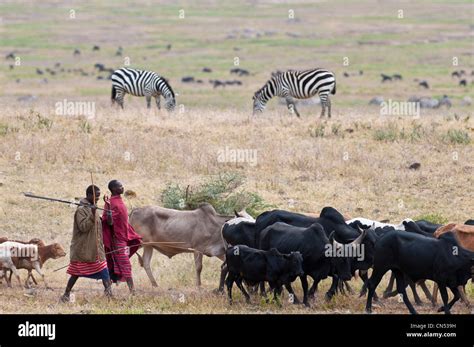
[0,0,473,314]
[0,105,473,314]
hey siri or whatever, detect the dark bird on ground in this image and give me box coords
[418,80,429,89]
[381,74,392,82]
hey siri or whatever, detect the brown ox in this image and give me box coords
[0,238,66,288]
[129,203,233,287]
[432,223,474,309]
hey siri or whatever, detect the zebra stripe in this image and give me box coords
[111,67,176,111]
[253,68,336,117]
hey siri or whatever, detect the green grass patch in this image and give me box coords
[413,213,448,225]
[442,129,471,145]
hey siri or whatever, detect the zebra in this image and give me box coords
[252,68,336,117]
[111,67,176,111]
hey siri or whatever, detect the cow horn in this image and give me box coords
[351,229,367,246]
[234,210,239,217]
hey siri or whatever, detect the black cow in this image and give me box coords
[363,222,436,305]
[414,220,441,233]
[222,219,259,249]
[258,222,356,306]
[220,207,376,299]
[403,220,435,238]
[219,210,319,291]
[225,245,304,305]
[366,231,473,314]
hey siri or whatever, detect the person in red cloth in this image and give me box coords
[102,180,142,294]
[61,185,112,302]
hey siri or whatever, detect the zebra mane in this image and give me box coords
[271,70,284,78]
[160,77,175,98]
[254,77,274,97]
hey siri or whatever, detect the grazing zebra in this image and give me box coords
[252,68,336,117]
[111,67,176,111]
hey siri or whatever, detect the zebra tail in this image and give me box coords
[331,80,336,95]
[111,85,116,103]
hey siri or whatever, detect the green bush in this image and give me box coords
[32,110,53,130]
[79,120,92,133]
[0,123,9,136]
[160,172,274,216]
[373,123,399,142]
[0,123,19,136]
[443,129,470,145]
[413,213,448,225]
[309,124,325,138]
[374,123,426,142]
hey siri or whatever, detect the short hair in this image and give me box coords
[108,180,120,191]
[86,185,100,196]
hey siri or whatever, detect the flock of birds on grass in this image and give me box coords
[6,45,473,114]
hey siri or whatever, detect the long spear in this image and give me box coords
[23,192,111,212]
[52,241,193,272]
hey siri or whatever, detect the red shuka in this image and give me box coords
[102,195,142,281]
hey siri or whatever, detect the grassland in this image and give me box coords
[0,0,473,314]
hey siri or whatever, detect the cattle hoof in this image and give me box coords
[325,293,334,301]
[213,288,224,295]
[303,302,311,308]
[437,306,445,313]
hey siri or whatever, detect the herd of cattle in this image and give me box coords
[128,204,473,314]
[1,204,473,314]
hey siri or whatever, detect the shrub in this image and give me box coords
[443,129,470,145]
[373,124,399,141]
[160,172,274,216]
